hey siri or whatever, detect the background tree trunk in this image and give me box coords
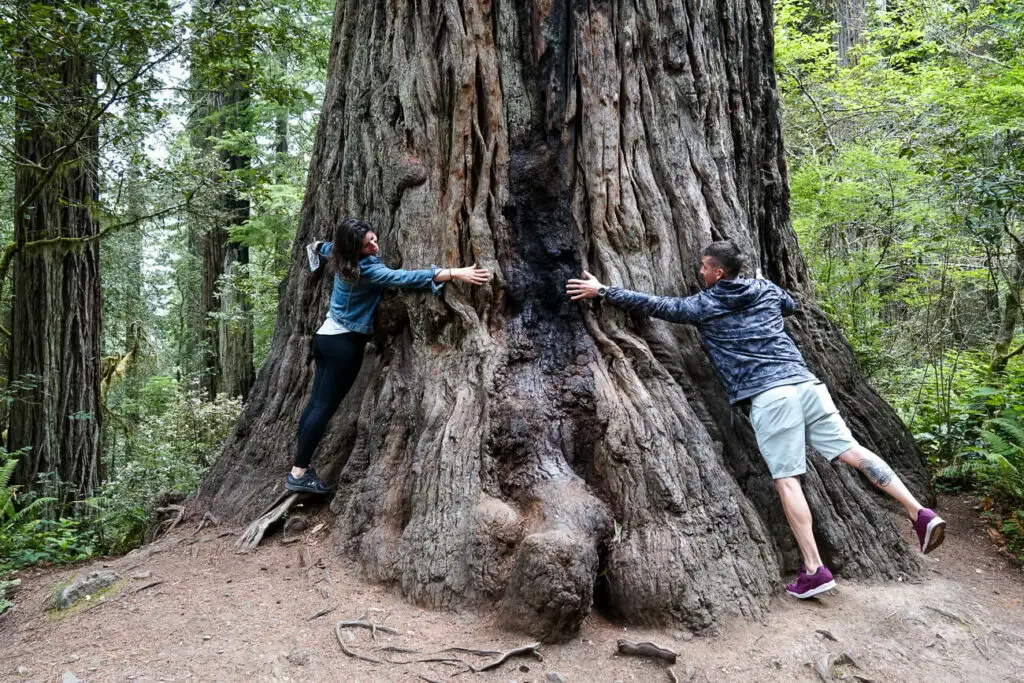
[192,0,255,401]
[834,0,868,66]
[9,0,103,496]
[199,0,932,641]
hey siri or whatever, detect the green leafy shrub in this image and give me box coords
[89,378,241,554]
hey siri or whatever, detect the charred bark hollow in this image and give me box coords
[200,0,931,641]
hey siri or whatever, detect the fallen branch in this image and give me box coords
[134,580,165,593]
[308,606,336,621]
[924,605,973,627]
[235,493,300,552]
[617,640,678,664]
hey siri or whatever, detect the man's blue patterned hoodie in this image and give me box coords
[606,278,816,404]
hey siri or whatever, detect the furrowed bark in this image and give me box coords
[199,0,931,641]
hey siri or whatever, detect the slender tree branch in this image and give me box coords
[780,64,839,153]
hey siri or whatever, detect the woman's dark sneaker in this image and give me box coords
[913,508,946,554]
[785,565,837,599]
[286,468,333,495]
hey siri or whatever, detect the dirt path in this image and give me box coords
[2,494,1023,682]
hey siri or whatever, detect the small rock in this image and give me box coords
[519,665,530,673]
[132,571,152,580]
[62,673,82,683]
[286,649,313,666]
[283,515,308,536]
[15,666,28,676]
[54,570,121,610]
[546,673,568,683]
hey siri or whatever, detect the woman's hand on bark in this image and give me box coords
[450,264,490,286]
[566,271,605,301]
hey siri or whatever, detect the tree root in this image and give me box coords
[334,621,385,663]
[617,640,678,664]
[151,505,185,540]
[468,643,542,672]
[337,619,400,639]
[235,493,299,552]
[332,614,541,674]
[191,511,220,536]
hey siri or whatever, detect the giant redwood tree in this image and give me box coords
[200,0,934,641]
[8,0,103,495]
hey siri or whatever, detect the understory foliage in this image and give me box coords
[778,0,1024,558]
[0,0,327,605]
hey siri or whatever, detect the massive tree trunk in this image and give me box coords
[199,0,932,641]
[9,0,103,496]
[192,0,255,401]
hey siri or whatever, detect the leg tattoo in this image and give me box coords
[859,457,895,487]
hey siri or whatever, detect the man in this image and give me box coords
[566,240,945,599]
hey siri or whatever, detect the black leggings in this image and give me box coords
[293,333,369,468]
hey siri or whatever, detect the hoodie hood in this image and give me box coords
[706,278,770,311]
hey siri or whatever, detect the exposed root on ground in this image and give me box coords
[332,613,542,675]
[191,511,220,536]
[151,505,185,540]
[235,493,299,552]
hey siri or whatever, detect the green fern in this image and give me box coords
[986,418,1024,450]
[0,455,56,535]
[975,418,1024,502]
[0,457,17,512]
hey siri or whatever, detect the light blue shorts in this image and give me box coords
[750,381,858,479]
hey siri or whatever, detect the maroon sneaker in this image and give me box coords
[786,565,836,599]
[914,508,946,554]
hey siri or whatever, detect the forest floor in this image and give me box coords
[2,494,1023,683]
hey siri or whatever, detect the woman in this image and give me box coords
[288,218,490,494]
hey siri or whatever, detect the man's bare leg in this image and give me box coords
[775,476,824,572]
[836,446,922,521]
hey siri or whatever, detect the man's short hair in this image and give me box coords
[702,241,744,278]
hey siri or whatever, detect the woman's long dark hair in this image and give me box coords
[330,218,372,281]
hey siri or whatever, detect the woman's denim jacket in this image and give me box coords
[317,242,443,334]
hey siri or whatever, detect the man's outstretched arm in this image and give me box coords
[566,271,701,325]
